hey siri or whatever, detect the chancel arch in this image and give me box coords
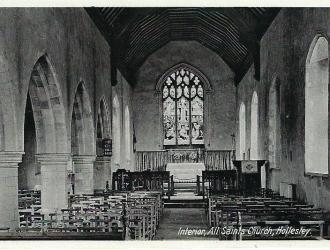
[239,102,246,160]
[156,63,211,148]
[305,35,329,175]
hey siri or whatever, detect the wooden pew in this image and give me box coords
[208,191,328,240]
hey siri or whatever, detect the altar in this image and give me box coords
[166,163,205,182]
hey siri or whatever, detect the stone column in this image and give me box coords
[0,151,24,230]
[37,153,70,214]
[94,156,111,190]
[72,155,96,194]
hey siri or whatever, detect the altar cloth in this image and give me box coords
[166,163,205,182]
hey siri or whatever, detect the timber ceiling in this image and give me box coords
[85,7,280,85]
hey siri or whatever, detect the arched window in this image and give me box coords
[305,36,329,175]
[162,66,204,146]
[250,91,259,160]
[239,102,246,160]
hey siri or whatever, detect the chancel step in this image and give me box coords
[164,201,206,209]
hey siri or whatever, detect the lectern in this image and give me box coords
[233,160,268,196]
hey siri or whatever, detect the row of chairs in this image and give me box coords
[18,190,41,228]
[208,190,328,240]
[125,191,163,240]
[16,190,163,240]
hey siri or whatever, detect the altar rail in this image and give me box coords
[135,149,235,171]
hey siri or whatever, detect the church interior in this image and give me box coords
[0,7,330,241]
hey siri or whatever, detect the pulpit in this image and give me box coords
[233,160,268,196]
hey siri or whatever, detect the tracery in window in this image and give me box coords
[162,67,204,146]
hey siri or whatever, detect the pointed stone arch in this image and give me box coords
[70,81,96,194]
[71,82,96,156]
[20,54,70,214]
[25,54,69,154]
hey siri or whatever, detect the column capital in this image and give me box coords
[0,151,24,167]
[36,153,71,164]
[72,155,96,164]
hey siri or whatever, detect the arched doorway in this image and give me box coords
[94,98,112,190]
[239,102,246,160]
[71,82,96,194]
[305,35,329,175]
[20,55,69,214]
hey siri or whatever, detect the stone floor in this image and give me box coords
[155,208,216,240]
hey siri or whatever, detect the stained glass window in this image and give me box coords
[162,67,204,146]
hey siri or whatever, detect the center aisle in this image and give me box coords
[155,208,216,240]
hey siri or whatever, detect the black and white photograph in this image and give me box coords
[0,0,330,248]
